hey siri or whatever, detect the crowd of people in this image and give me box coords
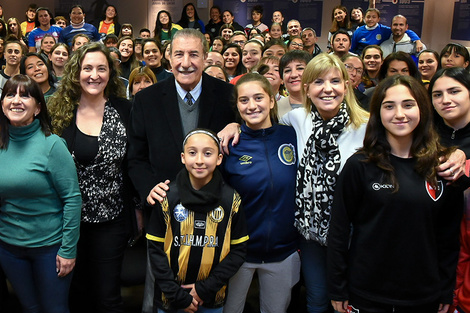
[1,2,470,313]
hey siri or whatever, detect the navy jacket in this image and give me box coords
[222,123,299,263]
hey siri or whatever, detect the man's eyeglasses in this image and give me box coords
[344,63,363,75]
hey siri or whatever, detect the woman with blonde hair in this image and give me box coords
[219,53,368,312]
[279,53,368,313]
[48,42,133,313]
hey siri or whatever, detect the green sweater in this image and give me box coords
[160,23,182,41]
[0,120,82,259]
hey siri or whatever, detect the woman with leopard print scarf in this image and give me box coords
[279,53,369,313]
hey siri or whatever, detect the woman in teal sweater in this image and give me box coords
[0,75,82,313]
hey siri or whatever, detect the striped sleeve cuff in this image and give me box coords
[231,235,249,245]
[146,233,165,242]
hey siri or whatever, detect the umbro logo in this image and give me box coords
[239,155,252,165]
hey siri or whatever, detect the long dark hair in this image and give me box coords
[0,19,6,38]
[69,4,84,15]
[350,6,364,26]
[222,43,246,76]
[34,7,54,28]
[0,75,52,148]
[101,5,119,24]
[161,40,171,70]
[361,45,383,88]
[154,10,173,42]
[117,36,139,70]
[20,52,55,89]
[361,75,451,191]
[439,43,470,70]
[429,67,470,99]
[178,3,201,28]
[142,38,163,68]
[429,67,470,127]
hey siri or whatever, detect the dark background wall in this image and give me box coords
[2,0,462,52]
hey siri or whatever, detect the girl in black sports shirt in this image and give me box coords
[328,75,469,313]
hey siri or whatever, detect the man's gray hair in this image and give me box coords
[171,28,208,54]
[287,19,300,26]
[301,27,316,37]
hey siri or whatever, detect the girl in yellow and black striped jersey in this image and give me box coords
[146,129,248,313]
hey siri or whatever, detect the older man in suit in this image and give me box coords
[127,28,236,313]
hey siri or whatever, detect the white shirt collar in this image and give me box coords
[365,24,378,31]
[175,76,203,102]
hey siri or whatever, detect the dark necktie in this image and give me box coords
[185,92,194,106]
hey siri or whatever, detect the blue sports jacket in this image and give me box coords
[222,123,299,263]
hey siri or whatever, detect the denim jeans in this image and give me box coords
[0,241,72,313]
[300,240,329,313]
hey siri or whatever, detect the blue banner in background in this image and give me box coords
[341,0,424,37]
[213,0,323,36]
[451,0,470,41]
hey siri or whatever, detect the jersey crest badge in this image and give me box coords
[278,143,296,165]
[210,206,224,223]
[174,204,188,222]
[425,180,444,201]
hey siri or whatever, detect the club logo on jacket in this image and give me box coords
[174,204,188,222]
[239,155,252,165]
[425,180,444,201]
[278,144,296,165]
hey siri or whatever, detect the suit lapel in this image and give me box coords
[162,79,185,144]
[197,73,215,128]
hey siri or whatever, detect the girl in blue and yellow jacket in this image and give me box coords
[222,73,300,313]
